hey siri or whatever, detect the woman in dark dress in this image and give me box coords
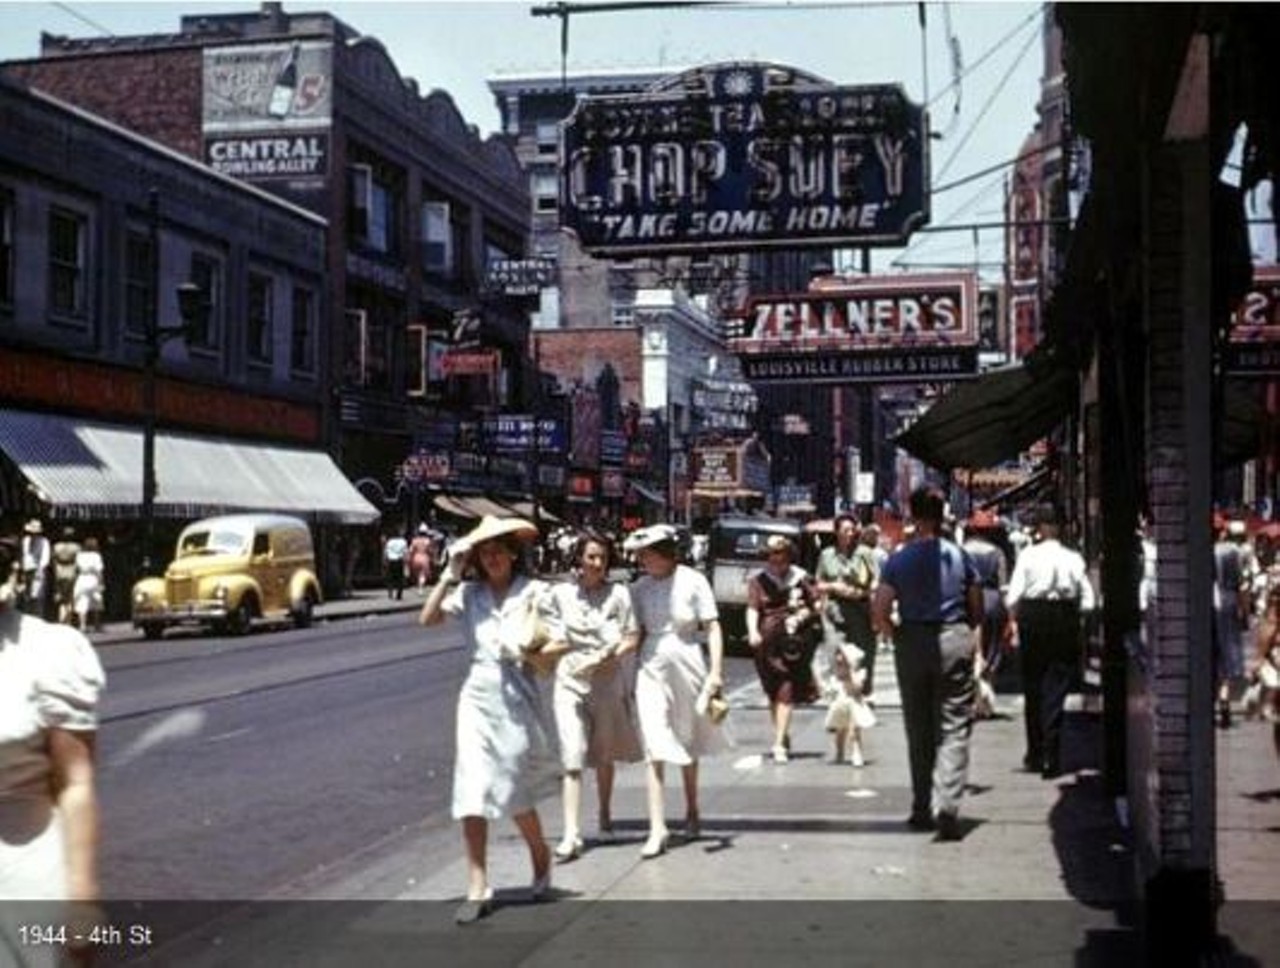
[745,534,822,763]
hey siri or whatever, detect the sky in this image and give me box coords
[0,0,1048,278]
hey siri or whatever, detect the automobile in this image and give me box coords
[132,513,323,639]
[706,514,803,651]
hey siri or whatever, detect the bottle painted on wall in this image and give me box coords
[268,42,300,118]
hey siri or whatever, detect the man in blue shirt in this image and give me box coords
[872,486,983,841]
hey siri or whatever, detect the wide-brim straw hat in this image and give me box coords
[450,515,537,557]
[622,523,680,553]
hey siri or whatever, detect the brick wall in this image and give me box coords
[5,49,204,159]
[535,329,642,406]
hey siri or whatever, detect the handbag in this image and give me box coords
[696,683,730,724]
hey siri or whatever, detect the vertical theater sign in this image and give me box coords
[560,62,929,255]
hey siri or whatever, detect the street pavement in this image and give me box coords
[88,592,1280,966]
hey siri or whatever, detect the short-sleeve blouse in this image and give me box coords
[441,574,548,665]
[630,564,718,644]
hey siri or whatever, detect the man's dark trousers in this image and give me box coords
[1016,600,1079,775]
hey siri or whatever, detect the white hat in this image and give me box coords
[449,515,537,557]
[622,523,680,553]
[1228,520,1247,537]
[23,518,42,535]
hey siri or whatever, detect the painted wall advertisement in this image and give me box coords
[728,272,979,384]
[560,62,928,255]
[202,41,333,186]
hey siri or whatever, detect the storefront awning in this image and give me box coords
[432,494,520,520]
[628,481,666,505]
[894,352,1076,472]
[0,409,380,524]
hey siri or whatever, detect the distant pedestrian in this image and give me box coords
[407,524,434,595]
[382,530,408,600]
[1213,520,1252,728]
[1005,503,1096,777]
[1250,585,1280,767]
[824,634,875,767]
[419,515,556,924]
[624,524,727,859]
[963,509,1012,714]
[19,518,51,618]
[872,486,983,841]
[746,534,821,763]
[52,526,82,625]
[73,537,106,633]
[539,530,643,863]
[0,534,106,961]
[815,514,878,701]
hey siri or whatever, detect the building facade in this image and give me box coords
[0,75,378,610]
[4,3,534,554]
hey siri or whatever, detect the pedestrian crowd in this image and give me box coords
[421,487,1113,924]
[15,518,106,631]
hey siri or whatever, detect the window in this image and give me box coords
[123,231,155,336]
[406,323,427,396]
[290,286,316,374]
[532,172,558,214]
[247,273,273,364]
[420,201,452,275]
[347,164,372,240]
[48,208,85,317]
[611,301,635,327]
[188,254,222,349]
[535,121,559,157]
[343,309,368,387]
[0,189,12,306]
[347,162,401,255]
[368,180,396,254]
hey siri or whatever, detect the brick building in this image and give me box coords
[4,3,533,555]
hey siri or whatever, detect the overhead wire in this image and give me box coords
[49,1,115,36]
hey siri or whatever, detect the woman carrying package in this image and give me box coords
[624,524,728,859]
[540,530,643,862]
[419,515,557,924]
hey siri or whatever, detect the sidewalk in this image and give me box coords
[99,619,1280,966]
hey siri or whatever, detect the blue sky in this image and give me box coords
[0,1,1048,276]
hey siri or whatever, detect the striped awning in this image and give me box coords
[432,494,520,520]
[0,408,379,524]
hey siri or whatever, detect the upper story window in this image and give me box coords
[535,121,559,157]
[48,207,86,319]
[611,301,635,327]
[123,230,155,337]
[188,253,222,350]
[420,201,453,276]
[290,286,316,375]
[247,272,274,364]
[347,162,402,256]
[0,188,13,307]
[532,172,559,214]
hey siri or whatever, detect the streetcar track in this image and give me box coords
[100,644,466,724]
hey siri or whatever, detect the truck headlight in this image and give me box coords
[214,584,229,600]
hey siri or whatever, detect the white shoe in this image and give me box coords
[850,744,865,768]
[771,745,789,764]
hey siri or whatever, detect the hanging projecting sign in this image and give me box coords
[728,272,979,384]
[560,62,929,256]
[1228,265,1280,375]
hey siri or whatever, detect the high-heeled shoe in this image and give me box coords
[684,813,701,840]
[530,868,552,901]
[455,887,494,924]
[553,836,584,863]
[639,831,670,859]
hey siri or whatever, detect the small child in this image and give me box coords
[825,643,875,767]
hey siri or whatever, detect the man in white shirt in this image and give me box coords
[19,518,51,618]
[1005,503,1097,778]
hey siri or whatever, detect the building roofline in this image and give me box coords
[0,75,327,227]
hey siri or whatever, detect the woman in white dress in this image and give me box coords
[419,516,557,924]
[72,536,105,632]
[623,524,727,859]
[1,535,105,966]
[539,530,643,862]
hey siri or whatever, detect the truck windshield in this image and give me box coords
[178,529,249,557]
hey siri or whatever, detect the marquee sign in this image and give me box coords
[728,272,979,384]
[560,62,929,255]
[1228,264,1280,375]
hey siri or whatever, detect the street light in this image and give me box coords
[139,280,208,576]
